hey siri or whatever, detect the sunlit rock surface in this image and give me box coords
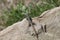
[0,7,60,40]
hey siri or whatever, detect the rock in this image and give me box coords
[0,7,60,40]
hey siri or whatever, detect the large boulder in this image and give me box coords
[0,7,60,40]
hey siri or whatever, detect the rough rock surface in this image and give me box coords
[0,7,60,40]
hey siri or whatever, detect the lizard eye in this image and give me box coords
[29,23,31,27]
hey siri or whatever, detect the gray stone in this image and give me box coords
[0,7,60,40]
